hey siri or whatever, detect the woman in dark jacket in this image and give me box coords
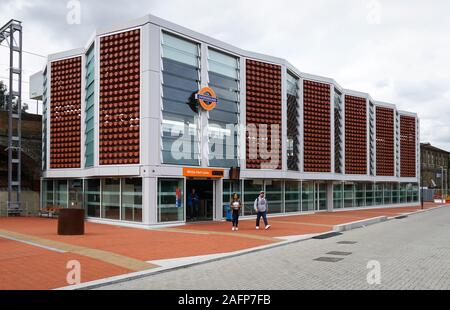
[230,193,242,231]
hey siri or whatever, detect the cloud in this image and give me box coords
[1,0,450,149]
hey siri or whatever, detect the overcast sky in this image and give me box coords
[1,0,450,150]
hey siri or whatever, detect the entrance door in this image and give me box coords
[186,180,214,222]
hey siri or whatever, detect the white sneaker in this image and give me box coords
[256,226,260,230]
[235,228,239,231]
[265,225,271,230]
[232,227,235,231]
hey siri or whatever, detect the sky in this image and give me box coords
[1,0,450,150]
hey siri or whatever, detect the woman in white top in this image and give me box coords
[230,193,242,231]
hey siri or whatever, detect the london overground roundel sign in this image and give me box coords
[195,87,218,111]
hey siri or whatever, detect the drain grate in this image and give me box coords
[326,251,352,256]
[312,232,343,240]
[337,241,358,245]
[314,257,344,263]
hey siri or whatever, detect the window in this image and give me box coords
[85,44,95,167]
[287,72,300,171]
[355,183,365,207]
[265,180,283,214]
[333,183,343,209]
[207,49,240,168]
[344,183,354,208]
[302,182,315,212]
[101,179,120,220]
[158,179,184,222]
[55,180,68,208]
[161,32,201,166]
[223,180,242,217]
[243,180,263,216]
[85,179,100,218]
[285,181,301,212]
[121,178,142,222]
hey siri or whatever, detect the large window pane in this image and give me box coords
[375,183,383,205]
[208,49,240,168]
[344,183,354,208]
[42,180,54,208]
[85,179,100,218]
[158,179,184,222]
[68,179,83,209]
[161,32,200,166]
[121,178,142,222]
[55,180,68,208]
[392,183,399,204]
[318,184,327,211]
[285,181,301,213]
[223,180,242,217]
[302,182,315,212]
[287,72,299,171]
[243,180,263,216]
[366,183,374,206]
[333,183,343,209]
[355,183,365,207]
[102,179,120,220]
[265,180,283,214]
[384,183,392,204]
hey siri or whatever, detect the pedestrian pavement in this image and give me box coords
[97,203,450,290]
[0,202,444,290]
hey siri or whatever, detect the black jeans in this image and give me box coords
[232,209,240,227]
[256,211,268,227]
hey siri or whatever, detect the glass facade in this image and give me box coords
[161,32,201,166]
[207,49,240,168]
[55,180,68,208]
[285,181,301,213]
[101,179,120,220]
[355,183,365,207]
[344,183,354,208]
[223,180,242,217]
[333,183,343,209]
[85,44,95,167]
[121,178,142,222]
[85,179,100,218]
[287,72,299,171]
[265,180,283,214]
[243,180,263,216]
[317,184,327,211]
[302,182,315,212]
[158,178,184,223]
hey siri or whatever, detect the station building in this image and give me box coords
[33,14,421,226]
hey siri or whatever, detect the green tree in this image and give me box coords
[0,80,28,112]
[0,80,6,110]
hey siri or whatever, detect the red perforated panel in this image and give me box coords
[50,56,82,169]
[376,107,395,176]
[246,59,282,170]
[345,95,367,175]
[99,29,140,165]
[303,80,331,173]
[400,115,416,177]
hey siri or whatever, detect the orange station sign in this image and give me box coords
[183,167,225,179]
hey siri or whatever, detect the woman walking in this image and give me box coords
[230,193,242,231]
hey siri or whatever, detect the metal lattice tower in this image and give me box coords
[0,19,22,216]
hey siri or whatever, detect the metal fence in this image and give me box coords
[421,189,449,202]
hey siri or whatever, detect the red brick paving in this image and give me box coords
[0,202,443,290]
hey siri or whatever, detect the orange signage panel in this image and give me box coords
[183,167,225,179]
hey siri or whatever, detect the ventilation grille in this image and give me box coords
[376,107,395,176]
[99,29,140,165]
[50,56,82,169]
[400,115,417,177]
[303,80,331,173]
[345,95,367,175]
[246,59,282,170]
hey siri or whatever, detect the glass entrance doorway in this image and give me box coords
[186,180,214,222]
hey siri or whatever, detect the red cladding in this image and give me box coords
[400,115,417,177]
[303,80,331,173]
[50,56,82,169]
[345,96,367,175]
[99,29,140,165]
[376,107,395,176]
[245,59,282,170]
